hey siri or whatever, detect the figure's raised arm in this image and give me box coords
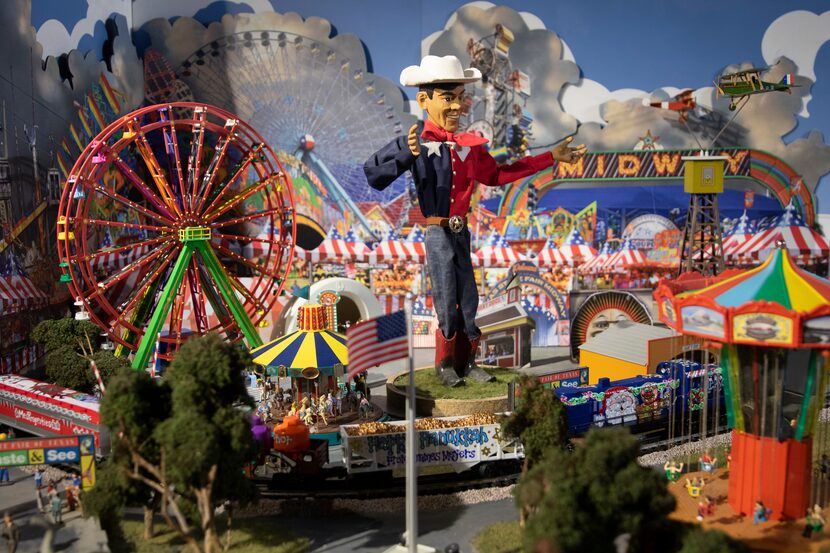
[363,134,418,191]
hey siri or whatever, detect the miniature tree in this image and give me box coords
[31,318,125,392]
[678,528,748,553]
[502,375,569,527]
[517,426,676,553]
[501,375,568,472]
[89,334,258,553]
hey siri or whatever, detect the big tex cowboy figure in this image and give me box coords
[364,55,585,386]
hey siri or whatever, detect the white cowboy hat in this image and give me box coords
[400,55,481,87]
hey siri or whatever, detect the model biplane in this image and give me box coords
[649,89,696,123]
[715,67,797,110]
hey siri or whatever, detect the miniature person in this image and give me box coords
[50,491,63,525]
[699,451,717,473]
[685,477,705,498]
[1,512,19,553]
[819,454,829,480]
[364,55,585,387]
[317,398,328,427]
[663,460,683,482]
[806,504,825,537]
[359,395,371,420]
[697,496,715,522]
[753,500,771,524]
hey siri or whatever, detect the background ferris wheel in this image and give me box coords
[175,30,413,238]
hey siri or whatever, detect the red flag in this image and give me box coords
[346,311,408,380]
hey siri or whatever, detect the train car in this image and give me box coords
[555,360,725,441]
[0,374,110,452]
[340,415,523,477]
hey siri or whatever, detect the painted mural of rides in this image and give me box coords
[176,30,407,207]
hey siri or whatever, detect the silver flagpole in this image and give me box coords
[404,294,418,553]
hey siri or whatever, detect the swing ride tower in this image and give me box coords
[656,246,830,519]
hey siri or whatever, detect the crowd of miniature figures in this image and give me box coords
[252,373,374,429]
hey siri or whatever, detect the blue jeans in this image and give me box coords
[425,225,480,340]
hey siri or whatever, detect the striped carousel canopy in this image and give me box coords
[306,226,371,264]
[474,230,525,267]
[676,245,830,312]
[250,304,348,374]
[728,203,829,262]
[368,228,425,264]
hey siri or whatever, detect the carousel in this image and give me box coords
[655,244,830,519]
[250,304,348,400]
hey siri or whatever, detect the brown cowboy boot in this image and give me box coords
[464,337,496,383]
[435,330,463,387]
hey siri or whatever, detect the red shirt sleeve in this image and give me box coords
[472,148,553,187]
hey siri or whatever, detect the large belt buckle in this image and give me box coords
[448,215,464,234]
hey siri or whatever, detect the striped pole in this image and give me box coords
[150,333,160,377]
[90,360,106,395]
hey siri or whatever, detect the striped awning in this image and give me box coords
[368,240,425,264]
[728,226,829,261]
[306,238,370,263]
[473,246,525,267]
[723,233,752,257]
[605,239,648,268]
[0,275,48,315]
[91,244,152,272]
[537,244,596,267]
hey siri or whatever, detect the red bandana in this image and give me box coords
[420,119,488,147]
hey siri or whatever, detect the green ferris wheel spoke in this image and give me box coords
[195,240,263,349]
[130,227,263,371]
[131,243,196,370]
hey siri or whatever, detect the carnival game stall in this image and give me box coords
[655,245,830,519]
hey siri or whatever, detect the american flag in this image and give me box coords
[346,310,409,380]
[407,225,425,243]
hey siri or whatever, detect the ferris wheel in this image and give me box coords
[57,103,295,370]
[175,30,409,235]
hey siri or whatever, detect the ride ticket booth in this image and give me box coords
[475,278,534,368]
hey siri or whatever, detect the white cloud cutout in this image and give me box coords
[762,9,830,116]
[35,0,278,58]
[130,0,274,29]
[561,79,644,125]
[762,10,830,81]
[36,0,131,58]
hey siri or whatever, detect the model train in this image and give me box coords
[250,413,524,484]
[555,359,727,442]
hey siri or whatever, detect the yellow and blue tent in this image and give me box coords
[251,328,348,376]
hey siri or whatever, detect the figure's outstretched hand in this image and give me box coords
[551,136,587,163]
[408,124,421,157]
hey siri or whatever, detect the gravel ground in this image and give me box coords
[237,485,516,518]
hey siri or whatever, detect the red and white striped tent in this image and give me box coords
[305,227,370,264]
[722,211,757,259]
[474,230,526,267]
[579,241,616,273]
[216,234,305,261]
[604,238,649,269]
[92,243,153,272]
[0,275,48,315]
[728,203,829,263]
[367,228,425,264]
[537,228,596,267]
